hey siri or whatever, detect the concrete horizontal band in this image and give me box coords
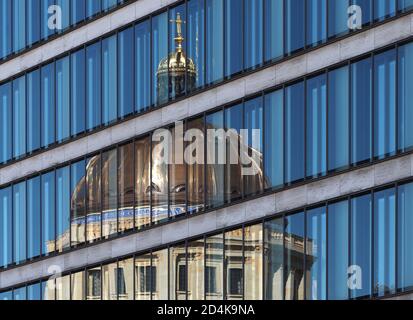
[0,14,412,186]
[0,0,179,82]
[0,153,412,289]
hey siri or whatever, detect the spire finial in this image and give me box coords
[170,12,185,52]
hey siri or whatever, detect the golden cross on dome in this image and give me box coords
[170,13,186,52]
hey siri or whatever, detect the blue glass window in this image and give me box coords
[135,20,151,112]
[188,0,205,89]
[307,0,327,47]
[350,193,372,299]
[0,0,12,59]
[374,49,396,159]
[102,149,118,238]
[13,287,27,300]
[13,0,26,52]
[0,187,12,268]
[306,206,327,300]
[351,58,372,164]
[398,182,413,291]
[152,12,168,106]
[285,212,305,300]
[71,160,86,246]
[328,200,349,300]
[352,0,373,26]
[103,0,117,11]
[71,0,86,25]
[42,171,56,255]
[71,49,86,136]
[86,155,101,243]
[306,74,327,178]
[374,188,396,297]
[27,0,41,46]
[103,35,118,125]
[285,82,305,184]
[86,0,101,18]
[27,176,41,260]
[328,0,349,38]
[374,0,396,21]
[264,0,283,61]
[86,42,102,131]
[27,283,41,300]
[56,56,70,142]
[244,97,264,196]
[398,43,413,152]
[0,83,12,163]
[264,90,283,189]
[27,70,41,153]
[41,0,55,39]
[13,182,26,264]
[286,0,305,54]
[56,167,70,252]
[328,66,349,171]
[206,0,224,84]
[0,291,12,300]
[399,0,413,11]
[56,0,70,31]
[13,76,26,158]
[225,0,243,77]
[41,63,55,148]
[119,27,134,118]
[244,0,263,69]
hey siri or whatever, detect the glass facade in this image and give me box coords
[1,2,413,165]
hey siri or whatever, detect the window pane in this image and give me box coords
[264,218,283,300]
[27,283,41,300]
[206,0,224,84]
[87,267,101,300]
[86,42,102,131]
[374,0,396,21]
[352,0,373,26]
[56,167,70,252]
[187,117,205,213]
[119,27,134,118]
[351,58,372,164]
[71,49,86,136]
[206,234,223,300]
[56,274,70,300]
[374,49,396,159]
[0,187,12,268]
[307,0,327,46]
[86,155,101,243]
[42,279,56,300]
[135,137,151,229]
[102,35,118,125]
[27,70,41,153]
[285,82,305,184]
[41,0,54,39]
[306,74,327,178]
[244,224,263,300]
[103,0,117,11]
[56,0,70,31]
[71,0,85,25]
[71,271,85,300]
[118,258,133,300]
[264,90,283,190]
[170,244,187,300]
[225,0,242,77]
[0,0,12,59]
[398,182,413,292]
[399,0,413,11]
[328,66,349,171]
[102,149,118,238]
[350,194,372,299]
[225,104,242,203]
[28,176,41,259]
[328,0,350,38]
[13,182,26,264]
[135,253,151,300]
[328,200,349,300]
[206,111,225,208]
[188,239,205,300]
[170,127,187,217]
[152,249,168,300]
[42,171,56,254]
[0,291,12,300]
[102,262,118,300]
[152,131,168,224]
[86,0,101,18]
[225,229,243,300]
[244,97,264,196]
[41,63,55,148]
[0,83,12,163]
[285,212,305,300]
[188,0,205,89]
[13,76,26,158]
[13,0,26,52]
[13,287,27,301]
[135,20,151,112]
[118,143,134,233]
[264,0,283,61]
[374,188,396,297]
[56,56,70,142]
[152,12,168,106]
[244,0,263,69]
[71,160,86,246]
[398,42,413,152]
[286,0,305,54]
